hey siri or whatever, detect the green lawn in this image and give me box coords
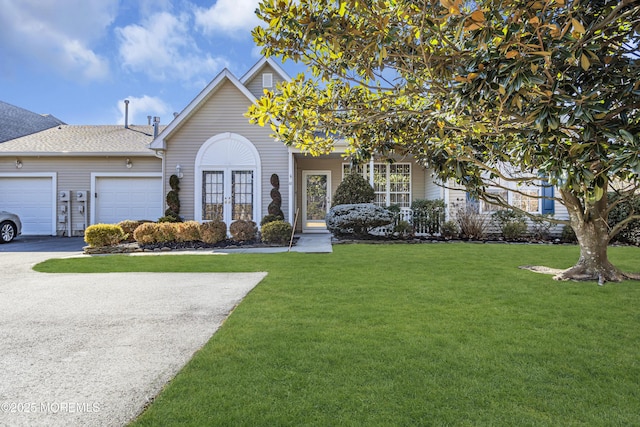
[36,244,640,426]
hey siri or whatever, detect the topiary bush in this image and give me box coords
[229,220,258,242]
[268,174,285,218]
[164,174,181,221]
[84,224,126,247]
[261,220,293,245]
[326,203,393,237]
[491,209,528,240]
[154,223,177,243]
[332,172,375,206]
[200,220,227,244]
[175,221,201,242]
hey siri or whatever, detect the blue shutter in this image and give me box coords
[541,181,555,214]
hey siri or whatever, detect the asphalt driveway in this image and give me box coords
[0,237,265,426]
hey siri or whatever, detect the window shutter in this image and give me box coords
[541,181,555,214]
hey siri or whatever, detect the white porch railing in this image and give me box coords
[372,207,445,236]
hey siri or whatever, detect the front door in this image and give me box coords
[302,171,331,232]
[203,170,254,225]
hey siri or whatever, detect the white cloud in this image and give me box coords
[194,0,261,35]
[0,0,115,81]
[116,11,227,83]
[116,95,172,126]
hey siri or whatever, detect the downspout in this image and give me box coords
[288,147,294,225]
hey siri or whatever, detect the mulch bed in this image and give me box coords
[84,238,297,254]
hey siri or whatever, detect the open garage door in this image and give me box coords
[93,175,162,224]
[0,174,56,235]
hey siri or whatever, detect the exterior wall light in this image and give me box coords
[15,159,23,169]
[126,158,133,169]
[176,164,183,178]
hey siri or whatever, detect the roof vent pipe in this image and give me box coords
[153,116,160,138]
[124,100,130,129]
[147,115,152,125]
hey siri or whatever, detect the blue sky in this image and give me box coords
[0,0,304,125]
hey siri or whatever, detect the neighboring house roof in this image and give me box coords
[0,125,163,156]
[150,57,291,151]
[0,100,66,143]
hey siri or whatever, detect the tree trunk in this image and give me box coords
[555,189,625,284]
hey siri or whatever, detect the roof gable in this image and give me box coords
[150,69,258,150]
[240,57,291,85]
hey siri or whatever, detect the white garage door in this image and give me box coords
[0,176,55,235]
[94,176,162,224]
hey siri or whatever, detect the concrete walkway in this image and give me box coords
[216,233,333,254]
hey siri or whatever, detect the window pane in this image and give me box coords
[481,189,508,213]
[389,164,411,207]
[203,171,224,221]
[232,171,253,221]
[513,190,539,213]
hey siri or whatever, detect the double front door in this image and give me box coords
[203,170,254,224]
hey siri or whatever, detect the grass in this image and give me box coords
[35,244,640,426]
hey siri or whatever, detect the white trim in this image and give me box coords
[194,133,262,224]
[288,148,294,224]
[0,172,57,235]
[90,172,162,224]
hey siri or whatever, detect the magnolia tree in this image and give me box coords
[247,0,640,283]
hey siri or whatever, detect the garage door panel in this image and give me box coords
[0,176,55,235]
[95,177,162,224]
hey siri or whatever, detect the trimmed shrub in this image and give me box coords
[441,220,460,239]
[268,174,285,218]
[491,209,527,240]
[332,172,375,206]
[326,203,393,237]
[84,224,126,247]
[175,221,201,242]
[394,220,413,237]
[164,174,181,220]
[261,220,293,245]
[229,220,258,242]
[261,214,284,226]
[153,223,177,243]
[200,220,227,244]
[158,214,181,223]
[117,220,143,241]
[133,222,157,244]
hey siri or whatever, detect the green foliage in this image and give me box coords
[393,220,413,236]
[84,224,125,247]
[200,221,227,244]
[261,214,284,226]
[441,220,460,239]
[561,225,577,243]
[268,173,284,218]
[332,172,375,206]
[608,192,640,245]
[229,220,258,242]
[261,220,293,245]
[492,210,528,240]
[165,174,181,220]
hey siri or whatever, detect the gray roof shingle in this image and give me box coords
[0,101,65,143]
[0,125,163,155]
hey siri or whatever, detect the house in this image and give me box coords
[0,58,567,237]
